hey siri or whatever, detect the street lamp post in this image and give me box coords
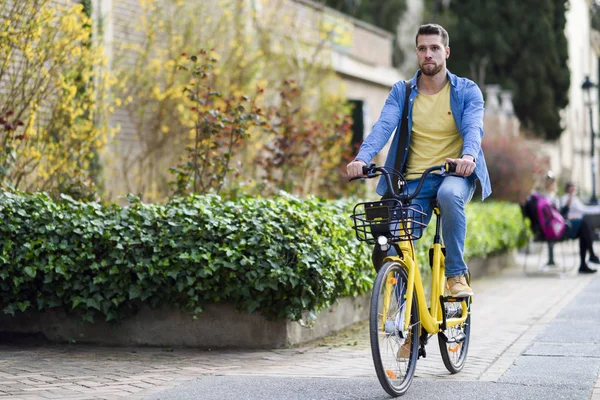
[582,76,598,205]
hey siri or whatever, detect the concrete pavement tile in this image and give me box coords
[536,319,600,342]
[498,355,600,390]
[21,383,78,390]
[29,392,75,399]
[97,375,130,382]
[15,379,48,387]
[0,385,25,393]
[28,378,56,384]
[19,397,68,400]
[56,387,100,394]
[74,380,104,388]
[55,376,97,381]
[131,382,157,389]
[18,389,58,393]
[556,302,600,320]
[107,377,150,383]
[525,342,600,357]
[10,375,44,380]
[119,386,145,393]
[142,368,180,373]
[97,391,132,398]
[10,397,47,400]
[36,388,87,398]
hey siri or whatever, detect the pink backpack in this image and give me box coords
[527,193,566,240]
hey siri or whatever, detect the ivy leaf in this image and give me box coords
[129,285,142,300]
[71,296,86,309]
[167,270,179,280]
[23,267,36,278]
[86,298,100,311]
[17,301,30,312]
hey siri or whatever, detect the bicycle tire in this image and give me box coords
[438,295,471,374]
[370,261,419,397]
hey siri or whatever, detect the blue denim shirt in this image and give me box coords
[355,70,492,200]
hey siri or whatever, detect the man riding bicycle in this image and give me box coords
[347,23,491,298]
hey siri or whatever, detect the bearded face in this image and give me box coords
[416,34,449,77]
[420,59,443,76]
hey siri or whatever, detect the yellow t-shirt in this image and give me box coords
[405,81,463,180]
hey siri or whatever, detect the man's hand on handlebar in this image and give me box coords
[347,159,367,178]
[445,155,475,177]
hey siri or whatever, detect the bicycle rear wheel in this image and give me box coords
[438,295,471,373]
[370,261,419,397]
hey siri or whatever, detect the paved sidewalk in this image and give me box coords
[0,246,599,399]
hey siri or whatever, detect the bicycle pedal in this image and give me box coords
[442,295,469,302]
[438,331,466,344]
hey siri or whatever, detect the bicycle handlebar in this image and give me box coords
[349,163,458,202]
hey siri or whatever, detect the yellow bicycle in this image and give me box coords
[351,164,471,397]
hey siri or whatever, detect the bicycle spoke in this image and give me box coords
[438,298,471,373]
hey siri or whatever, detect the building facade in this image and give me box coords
[549,0,600,198]
[90,0,402,198]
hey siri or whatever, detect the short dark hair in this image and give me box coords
[565,182,575,192]
[415,24,449,47]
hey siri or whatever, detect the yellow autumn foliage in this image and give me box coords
[0,0,114,196]
[111,0,352,200]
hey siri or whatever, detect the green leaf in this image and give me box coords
[86,298,100,311]
[71,296,86,309]
[16,301,30,312]
[23,267,36,278]
[167,270,179,280]
[129,285,142,300]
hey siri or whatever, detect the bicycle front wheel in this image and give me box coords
[438,295,471,373]
[370,261,419,397]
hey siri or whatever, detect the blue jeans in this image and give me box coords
[384,174,476,277]
[410,174,476,277]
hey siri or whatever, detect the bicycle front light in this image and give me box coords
[377,235,390,251]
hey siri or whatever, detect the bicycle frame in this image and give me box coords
[381,207,469,335]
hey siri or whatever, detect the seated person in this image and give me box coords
[542,174,598,274]
[560,182,600,231]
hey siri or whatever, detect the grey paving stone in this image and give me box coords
[536,320,600,343]
[555,302,600,321]
[498,355,600,390]
[525,342,600,357]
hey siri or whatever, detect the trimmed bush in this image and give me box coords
[482,133,550,203]
[0,191,527,323]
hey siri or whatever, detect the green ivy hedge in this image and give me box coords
[414,201,530,263]
[0,191,528,323]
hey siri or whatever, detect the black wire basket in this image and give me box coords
[351,199,427,244]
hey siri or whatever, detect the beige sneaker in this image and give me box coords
[446,275,473,297]
[396,335,412,359]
